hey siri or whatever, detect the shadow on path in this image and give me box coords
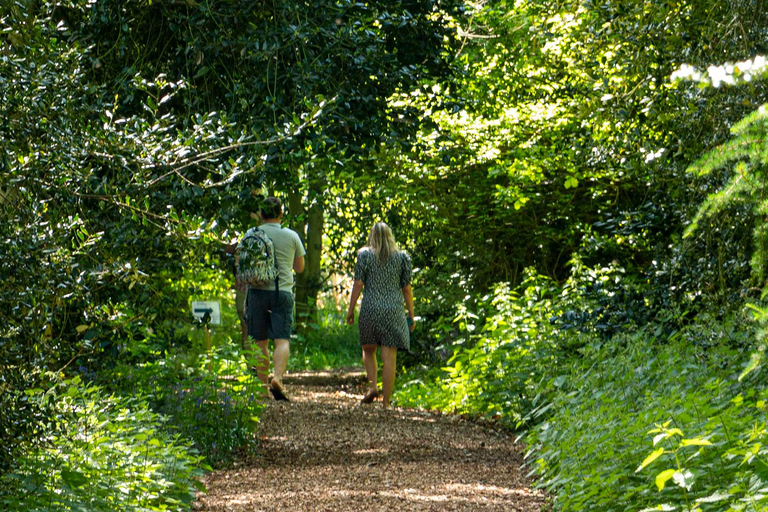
[194,370,547,512]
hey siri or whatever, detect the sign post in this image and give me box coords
[191,301,221,358]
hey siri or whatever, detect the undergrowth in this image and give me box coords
[290,306,362,371]
[106,344,265,468]
[395,268,768,511]
[529,320,767,512]
[0,376,208,512]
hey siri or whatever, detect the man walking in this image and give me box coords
[244,197,305,401]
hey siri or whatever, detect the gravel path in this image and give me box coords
[194,370,547,512]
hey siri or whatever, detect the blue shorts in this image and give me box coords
[246,289,294,340]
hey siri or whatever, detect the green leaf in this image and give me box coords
[61,469,89,488]
[739,351,763,381]
[637,447,665,472]
[639,505,677,512]
[680,438,712,447]
[695,492,731,504]
[655,469,676,491]
[672,469,694,491]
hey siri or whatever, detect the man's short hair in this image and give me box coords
[260,197,283,220]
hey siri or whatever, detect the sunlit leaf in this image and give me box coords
[655,469,676,491]
[637,448,665,472]
[680,438,712,447]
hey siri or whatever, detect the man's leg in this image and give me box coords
[245,289,270,396]
[270,338,290,391]
[267,292,294,399]
[381,346,398,409]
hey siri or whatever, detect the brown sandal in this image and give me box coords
[361,389,379,404]
[269,384,290,401]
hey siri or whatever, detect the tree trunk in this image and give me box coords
[289,190,324,333]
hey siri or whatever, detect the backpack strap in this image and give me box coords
[258,226,280,300]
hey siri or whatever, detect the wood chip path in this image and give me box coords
[194,370,547,512]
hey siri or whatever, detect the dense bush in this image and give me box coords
[528,316,767,512]
[106,345,265,468]
[0,376,208,512]
[396,270,574,426]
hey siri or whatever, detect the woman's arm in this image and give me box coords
[346,279,364,325]
[402,284,415,331]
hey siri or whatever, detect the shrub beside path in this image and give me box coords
[194,370,547,511]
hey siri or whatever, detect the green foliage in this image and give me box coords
[0,0,459,472]
[290,304,361,371]
[0,376,208,512]
[528,319,767,512]
[106,345,265,468]
[374,0,768,296]
[396,271,570,426]
[684,99,768,286]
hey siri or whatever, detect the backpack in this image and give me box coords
[236,227,279,288]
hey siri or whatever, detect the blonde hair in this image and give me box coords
[366,222,399,263]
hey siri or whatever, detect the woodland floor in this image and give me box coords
[193,370,547,512]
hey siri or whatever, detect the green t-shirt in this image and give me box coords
[252,222,306,293]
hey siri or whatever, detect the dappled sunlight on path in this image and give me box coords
[194,370,546,511]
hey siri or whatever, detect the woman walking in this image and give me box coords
[346,222,415,409]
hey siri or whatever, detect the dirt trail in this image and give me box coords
[194,370,547,511]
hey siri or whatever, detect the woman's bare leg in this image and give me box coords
[362,345,379,394]
[381,346,397,409]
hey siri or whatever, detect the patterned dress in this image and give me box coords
[354,248,412,350]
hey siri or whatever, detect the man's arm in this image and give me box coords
[293,232,306,273]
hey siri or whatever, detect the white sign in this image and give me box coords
[191,301,221,326]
